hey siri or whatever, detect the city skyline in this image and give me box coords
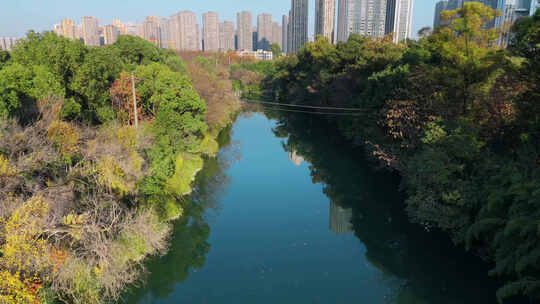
[1,0,447,40]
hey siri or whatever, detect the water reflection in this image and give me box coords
[272,113,503,304]
[329,202,353,235]
[124,126,239,303]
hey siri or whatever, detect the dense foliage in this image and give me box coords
[262,4,540,302]
[0,32,239,303]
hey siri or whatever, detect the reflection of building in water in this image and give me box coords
[330,201,353,234]
[289,150,304,166]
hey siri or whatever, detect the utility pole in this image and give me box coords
[131,72,138,128]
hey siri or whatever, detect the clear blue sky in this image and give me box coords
[1,0,440,38]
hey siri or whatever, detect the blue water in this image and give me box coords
[125,113,502,304]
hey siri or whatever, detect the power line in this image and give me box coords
[241,99,365,111]
[255,104,363,117]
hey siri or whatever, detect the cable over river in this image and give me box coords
[124,112,508,304]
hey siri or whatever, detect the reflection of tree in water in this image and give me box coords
[272,113,503,304]
[124,126,240,303]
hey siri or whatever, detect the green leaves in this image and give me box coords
[0,63,64,120]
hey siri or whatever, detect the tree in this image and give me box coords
[10,31,87,89]
[270,43,282,59]
[0,50,10,70]
[110,35,162,68]
[135,63,193,117]
[110,72,142,125]
[0,63,64,121]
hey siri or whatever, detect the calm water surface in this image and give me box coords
[125,113,503,304]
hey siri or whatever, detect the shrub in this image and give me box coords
[47,120,79,159]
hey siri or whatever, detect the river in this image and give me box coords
[124,112,505,304]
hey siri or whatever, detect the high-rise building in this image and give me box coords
[337,0,387,41]
[219,21,235,51]
[289,0,309,53]
[54,24,62,36]
[170,11,201,51]
[104,25,119,45]
[237,11,253,51]
[337,0,348,42]
[144,16,161,46]
[125,22,140,37]
[447,0,464,10]
[386,0,413,42]
[0,38,6,51]
[1,38,21,51]
[272,22,283,49]
[433,1,449,28]
[257,13,273,50]
[160,18,171,49]
[81,16,100,46]
[282,15,289,53]
[61,19,76,40]
[112,19,126,35]
[315,0,336,43]
[203,12,220,51]
[252,27,259,51]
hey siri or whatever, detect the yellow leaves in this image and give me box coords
[0,154,17,177]
[47,120,80,157]
[62,213,86,227]
[96,157,131,196]
[2,196,50,272]
[0,196,50,304]
[0,271,38,304]
[62,213,86,241]
[116,125,138,152]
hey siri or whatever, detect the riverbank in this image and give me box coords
[251,4,540,303]
[0,33,241,303]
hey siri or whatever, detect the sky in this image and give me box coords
[0,0,441,38]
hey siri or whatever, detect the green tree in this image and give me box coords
[0,63,64,121]
[11,31,87,89]
[0,50,10,70]
[135,63,194,117]
[111,35,162,68]
[69,47,122,122]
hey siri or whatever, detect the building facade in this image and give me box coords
[257,13,273,50]
[81,16,100,46]
[337,0,387,41]
[289,0,309,53]
[61,19,76,40]
[237,11,253,51]
[219,21,235,51]
[386,0,413,42]
[282,15,289,53]
[144,16,161,46]
[103,25,119,45]
[237,49,273,61]
[315,0,336,43]
[433,0,449,28]
[159,18,171,49]
[272,22,283,49]
[0,37,21,51]
[170,11,201,51]
[203,12,220,51]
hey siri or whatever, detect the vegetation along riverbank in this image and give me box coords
[241,3,540,302]
[0,33,240,303]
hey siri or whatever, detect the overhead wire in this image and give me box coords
[241,99,365,111]
[253,104,363,117]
